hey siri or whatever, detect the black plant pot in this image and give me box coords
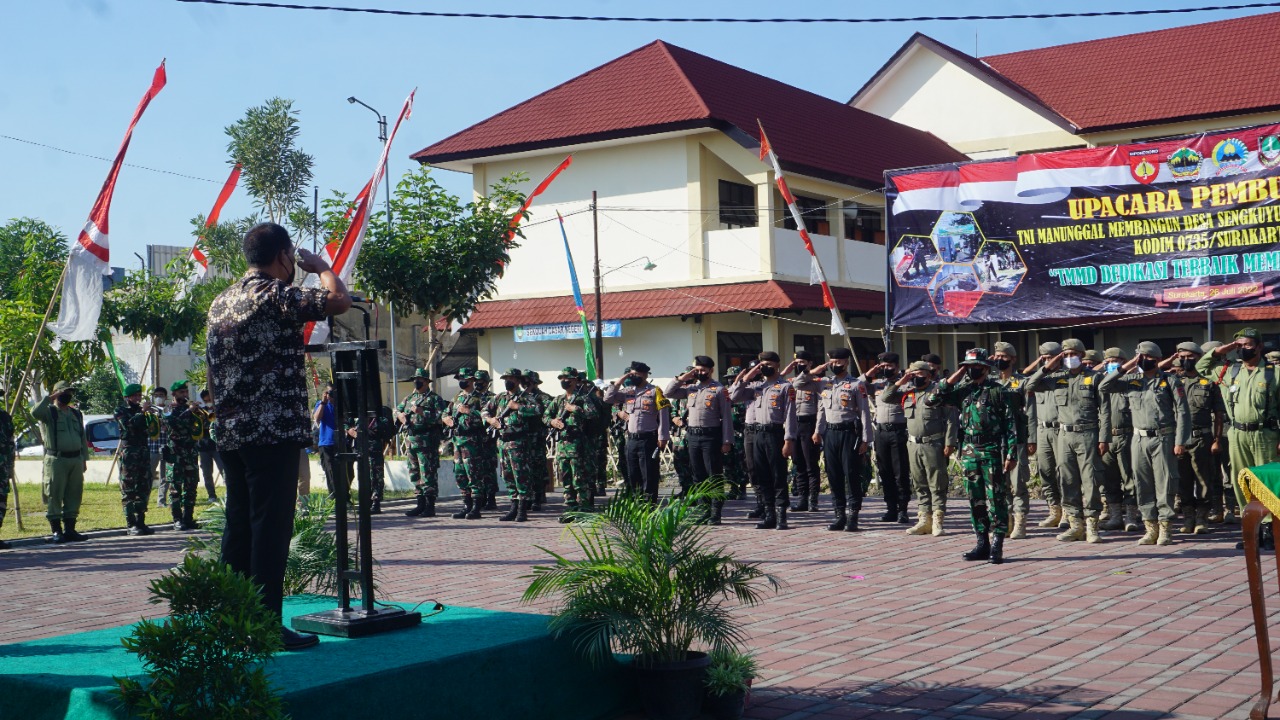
[702,688,747,720]
[631,651,711,720]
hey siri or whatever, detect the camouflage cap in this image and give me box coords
[524,371,543,384]
[123,383,143,396]
[1083,349,1103,364]
[724,366,742,378]
[1235,327,1262,340]
[411,368,430,380]
[558,366,580,379]
[454,366,474,380]
[1061,338,1086,353]
[473,370,491,382]
[959,348,992,367]
[1201,340,1224,353]
[1175,341,1203,355]
[992,341,1017,357]
[1038,341,1062,356]
[1104,347,1126,360]
[1135,341,1163,358]
[500,368,524,379]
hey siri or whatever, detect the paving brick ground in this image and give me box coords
[0,493,1270,720]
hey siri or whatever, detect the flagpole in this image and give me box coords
[592,190,604,377]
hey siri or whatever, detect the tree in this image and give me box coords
[356,167,526,374]
[224,97,314,223]
[78,362,131,414]
[99,257,213,389]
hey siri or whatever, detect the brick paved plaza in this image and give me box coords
[0,494,1268,720]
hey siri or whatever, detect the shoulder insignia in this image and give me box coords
[1199,378,1209,385]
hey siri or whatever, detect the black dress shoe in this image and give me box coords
[281,627,319,651]
[880,512,897,522]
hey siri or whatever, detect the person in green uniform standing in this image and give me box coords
[882,361,958,537]
[399,368,446,518]
[484,369,542,522]
[1196,327,1280,550]
[1165,342,1225,535]
[723,365,749,501]
[442,368,487,520]
[165,381,202,531]
[669,369,694,496]
[1098,348,1139,533]
[0,389,14,549]
[1024,342,1065,528]
[473,370,500,511]
[115,383,156,536]
[991,342,1033,539]
[521,370,555,511]
[31,381,91,543]
[546,367,599,520]
[1199,340,1237,525]
[1100,341,1189,546]
[926,349,1019,564]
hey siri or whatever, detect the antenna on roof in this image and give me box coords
[974,31,979,57]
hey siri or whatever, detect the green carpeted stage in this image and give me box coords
[0,596,634,720]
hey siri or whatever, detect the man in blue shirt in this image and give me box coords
[313,384,339,494]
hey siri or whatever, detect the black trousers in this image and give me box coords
[874,424,910,513]
[794,416,821,495]
[747,428,788,507]
[687,432,724,487]
[824,427,865,512]
[625,432,661,501]
[220,443,301,622]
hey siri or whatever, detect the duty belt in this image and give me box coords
[1231,421,1266,432]
[1189,427,1217,438]
[1111,426,1132,437]
[628,431,657,440]
[47,450,83,459]
[875,422,907,432]
[687,426,720,437]
[1059,423,1097,433]
[827,421,861,432]
[1038,421,1060,429]
[1133,427,1174,438]
[908,432,946,445]
[745,423,783,434]
[797,414,817,423]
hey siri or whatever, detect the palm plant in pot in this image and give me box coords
[523,482,779,720]
[703,648,759,720]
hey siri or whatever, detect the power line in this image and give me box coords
[1,134,222,184]
[174,0,1280,23]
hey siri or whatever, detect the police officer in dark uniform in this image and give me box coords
[797,348,872,531]
[665,356,734,523]
[790,351,822,511]
[731,351,799,530]
[603,361,671,501]
[863,352,911,523]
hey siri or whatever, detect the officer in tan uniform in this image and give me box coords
[1098,347,1138,532]
[1025,341,1065,528]
[880,361,958,537]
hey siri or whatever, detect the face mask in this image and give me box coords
[1106,361,1121,373]
[994,358,1011,371]
[153,396,165,404]
[1138,358,1158,371]
[1178,358,1196,371]
[793,364,808,375]
[414,381,426,390]
[1063,356,1082,370]
[828,363,846,375]
[965,367,985,381]
[560,380,571,390]
[1241,346,1259,361]
[504,380,518,392]
[912,376,930,389]
[459,381,472,391]
[759,365,777,378]
[622,377,636,387]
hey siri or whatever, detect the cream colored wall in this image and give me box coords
[478,317,699,385]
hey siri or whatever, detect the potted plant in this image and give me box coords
[703,648,759,720]
[523,482,779,720]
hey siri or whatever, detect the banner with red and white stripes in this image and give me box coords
[49,61,167,341]
[757,122,846,336]
[304,90,415,346]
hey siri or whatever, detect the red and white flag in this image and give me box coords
[50,61,166,341]
[757,122,846,336]
[188,163,242,281]
[304,90,415,346]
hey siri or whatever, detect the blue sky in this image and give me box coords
[2,0,1271,268]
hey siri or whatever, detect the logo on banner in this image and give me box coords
[1260,135,1280,168]
[1212,138,1249,175]
[1167,147,1202,180]
[1128,148,1160,184]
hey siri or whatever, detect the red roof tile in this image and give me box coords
[462,280,882,330]
[412,40,965,187]
[981,12,1280,132]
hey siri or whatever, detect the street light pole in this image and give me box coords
[348,96,399,406]
[592,190,604,378]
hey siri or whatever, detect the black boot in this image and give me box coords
[452,494,473,520]
[844,508,861,532]
[988,535,1005,565]
[896,509,910,524]
[533,488,545,512]
[776,507,789,530]
[809,485,820,513]
[46,519,66,544]
[172,504,184,532]
[63,518,89,542]
[709,500,723,526]
[135,513,155,536]
[126,512,142,536]
[499,500,519,522]
[371,499,382,515]
[424,496,436,518]
[181,507,198,531]
[827,508,847,531]
[466,494,483,520]
[405,495,427,517]
[484,489,498,511]
[963,531,991,561]
[747,494,765,519]
[516,499,530,522]
[755,506,777,530]
[794,484,810,512]
[880,509,897,522]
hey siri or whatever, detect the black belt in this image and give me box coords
[1038,421,1060,429]
[1111,427,1132,437]
[827,421,861,432]
[745,423,783,434]
[1232,421,1266,432]
[688,426,721,437]
[908,432,946,445]
[1189,427,1217,438]
[1134,427,1174,438]
[47,450,83,459]
[875,422,907,432]
[628,431,657,440]
[1060,424,1097,433]
[797,415,817,423]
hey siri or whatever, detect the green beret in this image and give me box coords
[1061,338,1086,353]
[992,341,1017,357]
[1235,327,1262,340]
[170,380,188,392]
[1135,341,1163,358]
[123,383,143,396]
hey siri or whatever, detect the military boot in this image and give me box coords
[424,496,436,518]
[932,509,946,536]
[747,494,765,520]
[516,499,531,522]
[484,490,499,511]
[988,535,1005,565]
[755,506,777,530]
[844,508,861,532]
[1207,507,1224,524]
[126,512,142,537]
[963,530,991,561]
[1038,505,1063,528]
[181,507,198,531]
[405,495,427,517]
[452,494,473,520]
[1100,504,1125,531]
[897,509,911,524]
[465,496,483,520]
[794,493,810,512]
[46,519,66,544]
[1085,517,1101,543]
[1156,520,1173,546]
[1008,512,1026,539]
[532,489,544,512]
[709,500,723,526]
[827,507,847,532]
[1124,504,1141,532]
[499,500,519,522]
[1194,507,1210,534]
[172,505,185,532]
[1138,520,1158,545]
[906,512,932,535]
[63,519,89,542]
[809,485,820,512]
[776,507,789,530]
[371,499,382,515]
[135,513,155,536]
[1225,505,1240,525]
[1181,511,1196,535]
[1056,515,1085,542]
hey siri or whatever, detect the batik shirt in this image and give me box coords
[206,269,329,451]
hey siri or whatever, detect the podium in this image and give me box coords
[291,338,422,638]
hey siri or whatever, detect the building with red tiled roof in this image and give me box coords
[411,40,965,380]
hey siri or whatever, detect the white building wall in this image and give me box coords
[478,317,699,385]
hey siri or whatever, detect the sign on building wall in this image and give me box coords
[885,122,1280,327]
[514,320,622,343]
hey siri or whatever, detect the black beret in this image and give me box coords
[922,353,943,365]
[693,355,715,368]
[794,350,816,362]
[629,360,651,373]
[827,348,852,360]
[878,352,900,364]
[758,351,781,363]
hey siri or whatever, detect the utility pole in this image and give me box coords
[592,190,604,377]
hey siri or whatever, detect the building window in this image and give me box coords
[792,334,825,360]
[718,180,757,228]
[843,203,884,245]
[782,194,830,235]
[906,339,931,363]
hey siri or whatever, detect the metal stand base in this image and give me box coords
[292,606,422,638]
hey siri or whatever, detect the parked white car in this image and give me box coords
[16,414,121,457]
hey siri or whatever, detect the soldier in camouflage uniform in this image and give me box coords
[927,348,1019,565]
[364,404,396,514]
[484,369,543,521]
[0,390,13,549]
[473,370,500,510]
[443,368,487,520]
[521,370,555,510]
[165,381,202,531]
[722,366,749,500]
[583,378,610,499]
[115,383,156,536]
[546,367,600,520]
[400,368,446,519]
